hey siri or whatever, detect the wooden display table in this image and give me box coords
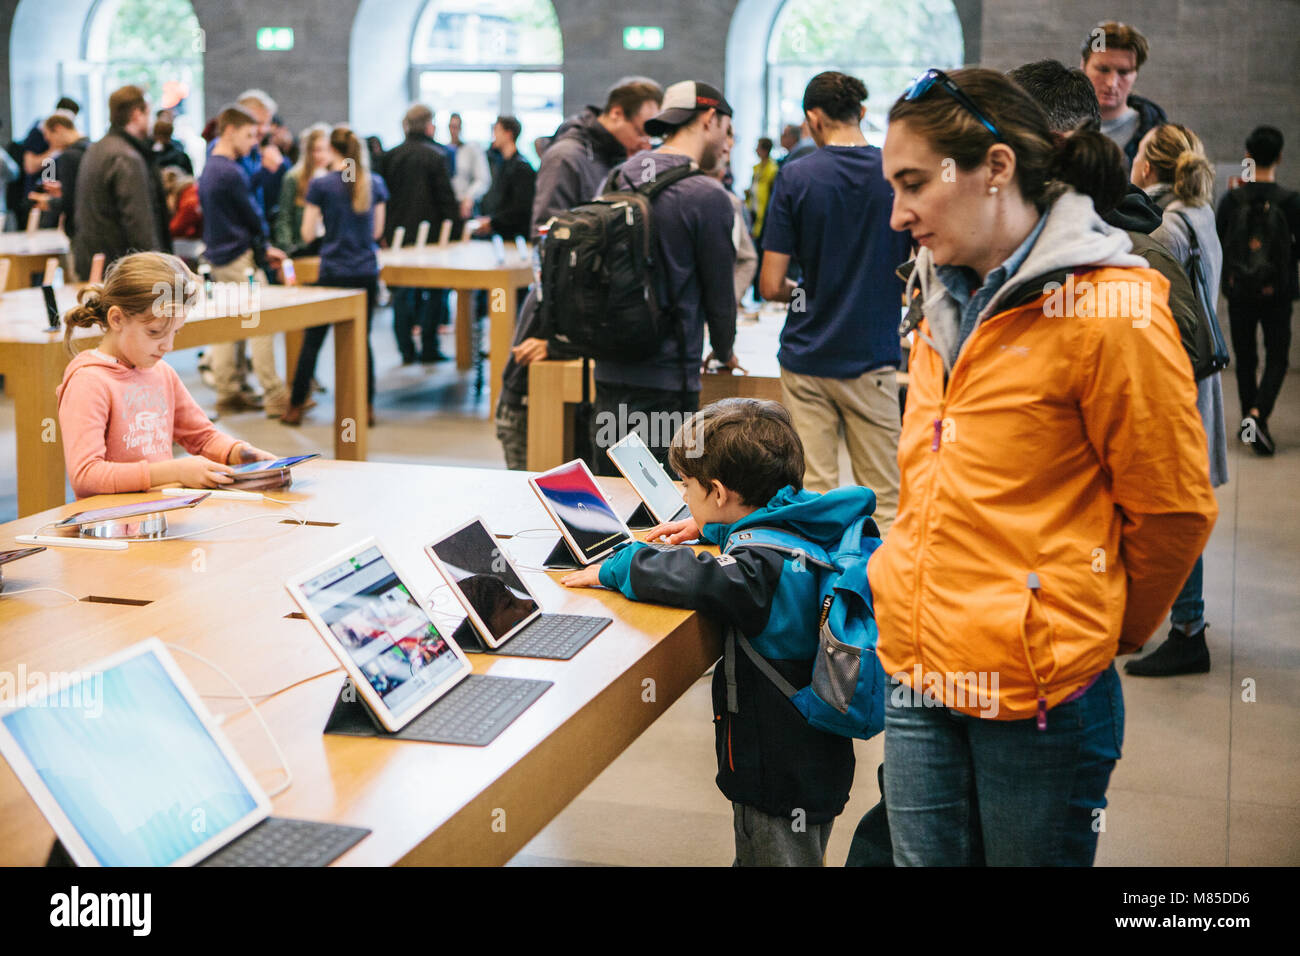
[0,229,70,290]
[0,460,721,866]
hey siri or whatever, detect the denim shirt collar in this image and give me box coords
[936,213,1049,350]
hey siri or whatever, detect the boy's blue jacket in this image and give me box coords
[599,485,876,659]
[597,484,874,821]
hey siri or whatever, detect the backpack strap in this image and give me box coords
[723,526,835,571]
[723,626,799,714]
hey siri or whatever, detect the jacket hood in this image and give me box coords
[551,107,625,165]
[905,188,1148,368]
[1104,184,1164,234]
[55,349,132,404]
[703,485,877,550]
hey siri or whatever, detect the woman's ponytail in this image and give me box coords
[330,125,371,215]
[1173,150,1215,206]
[1049,129,1129,217]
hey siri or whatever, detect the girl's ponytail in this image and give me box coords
[1049,129,1129,217]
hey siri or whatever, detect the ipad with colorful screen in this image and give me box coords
[285,537,472,731]
[527,459,633,565]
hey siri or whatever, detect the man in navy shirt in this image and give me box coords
[199,105,290,417]
[759,72,911,532]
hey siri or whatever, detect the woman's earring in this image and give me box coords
[988,185,999,195]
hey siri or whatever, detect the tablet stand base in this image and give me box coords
[624,501,655,530]
[542,537,584,570]
[79,513,168,540]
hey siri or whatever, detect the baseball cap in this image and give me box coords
[644,81,734,136]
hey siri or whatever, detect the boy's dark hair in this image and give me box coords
[495,114,522,142]
[1080,20,1150,68]
[803,71,867,124]
[216,105,257,134]
[1246,126,1284,167]
[669,398,804,506]
[757,136,773,153]
[1008,59,1101,133]
[605,80,663,119]
[56,97,80,115]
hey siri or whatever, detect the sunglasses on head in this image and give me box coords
[904,68,1004,143]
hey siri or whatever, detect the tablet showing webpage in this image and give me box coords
[426,517,541,648]
[287,540,470,731]
[528,459,633,565]
[53,491,210,528]
[607,432,689,524]
[0,639,271,866]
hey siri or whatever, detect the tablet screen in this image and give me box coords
[430,520,539,642]
[296,545,462,720]
[0,647,263,866]
[55,492,209,528]
[227,453,319,476]
[608,434,687,524]
[532,460,631,563]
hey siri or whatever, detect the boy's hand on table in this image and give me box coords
[561,565,603,588]
[645,517,701,545]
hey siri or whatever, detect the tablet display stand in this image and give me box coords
[542,537,584,570]
[624,501,654,530]
[229,467,292,491]
[77,513,169,540]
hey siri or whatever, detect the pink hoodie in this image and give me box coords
[55,349,240,498]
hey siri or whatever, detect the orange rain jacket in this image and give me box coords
[868,191,1218,722]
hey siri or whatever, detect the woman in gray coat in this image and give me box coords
[1128,122,1227,677]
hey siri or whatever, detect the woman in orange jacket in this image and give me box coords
[869,68,1218,865]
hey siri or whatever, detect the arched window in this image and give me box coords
[83,0,205,155]
[410,0,562,166]
[766,0,963,146]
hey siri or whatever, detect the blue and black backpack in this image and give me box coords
[721,515,886,740]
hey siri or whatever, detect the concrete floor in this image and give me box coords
[1,296,1295,866]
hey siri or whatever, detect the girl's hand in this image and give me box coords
[561,565,603,588]
[176,456,233,487]
[229,443,278,464]
[644,517,700,545]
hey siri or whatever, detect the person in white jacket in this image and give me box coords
[448,113,490,219]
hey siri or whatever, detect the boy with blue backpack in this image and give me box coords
[562,397,884,865]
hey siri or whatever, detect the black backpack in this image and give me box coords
[537,161,701,362]
[1222,190,1294,301]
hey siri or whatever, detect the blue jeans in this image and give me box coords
[391,287,448,362]
[1170,553,1205,633]
[883,664,1124,866]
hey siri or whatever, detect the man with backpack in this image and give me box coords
[564,398,879,865]
[542,80,739,475]
[1218,126,1300,456]
[494,78,663,470]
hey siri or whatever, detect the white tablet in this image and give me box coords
[285,537,471,732]
[0,638,271,866]
[607,432,690,524]
[527,459,634,565]
[425,516,542,649]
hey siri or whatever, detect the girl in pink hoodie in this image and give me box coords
[56,252,277,498]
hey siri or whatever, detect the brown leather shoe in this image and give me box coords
[280,404,306,426]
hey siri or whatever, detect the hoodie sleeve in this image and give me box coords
[167,366,240,464]
[597,541,784,638]
[531,144,589,236]
[1076,270,1218,652]
[57,368,151,497]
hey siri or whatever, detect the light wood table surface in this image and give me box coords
[294,243,533,413]
[0,283,369,517]
[0,460,722,866]
[0,229,70,291]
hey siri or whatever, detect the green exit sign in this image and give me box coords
[256,27,294,51]
[623,26,663,51]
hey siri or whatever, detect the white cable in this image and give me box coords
[0,586,81,603]
[164,643,294,799]
[138,510,306,542]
